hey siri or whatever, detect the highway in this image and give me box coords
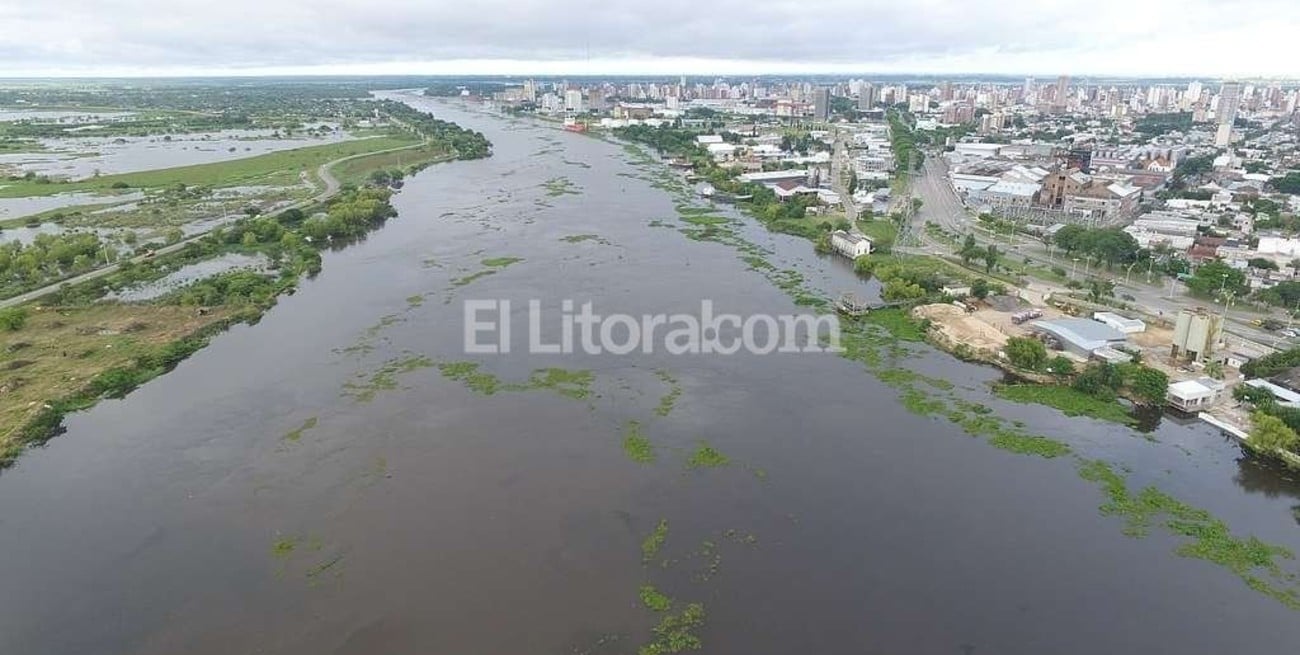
[0,138,427,309]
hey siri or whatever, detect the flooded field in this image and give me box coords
[0,127,355,180]
[0,190,144,222]
[0,93,1297,655]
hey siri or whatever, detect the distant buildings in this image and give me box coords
[1215,81,1242,147]
[813,88,831,122]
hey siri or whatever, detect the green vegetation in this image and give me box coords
[1247,411,1299,454]
[639,603,706,655]
[1272,171,1300,195]
[1078,460,1300,609]
[342,354,434,402]
[642,519,669,562]
[1184,259,1248,298]
[0,306,27,331]
[282,416,318,442]
[856,218,898,253]
[995,384,1137,425]
[686,443,729,468]
[434,360,593,401]
[638,585,673,612]
[2,136,420,199]
[654,370,682,417]
[622,421,655,463]
[559,234,611,245]
[988,432,1072,458]
[1241,346,1300,379]
[1051,225,1140,269]
[1004,336,1049,371]
[450,256,524,287]
[542,177,581,197]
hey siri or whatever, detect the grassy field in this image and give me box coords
[330,142,451,187]
[0,133,421,198]
[857,218,898,251]
[0,303,238,459]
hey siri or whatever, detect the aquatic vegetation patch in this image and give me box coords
[542,177,581,197]
[622,421,655,463]
[638,602,705,655]
[642,519,669,563]
[988,431,1071,458]
[449,256,523,287]
[995,384,1136,425]
[559,234,612,245]
[282,416,318,442]
[436,361,502,395]
[342,354,434,402]
[522,367,595,400]
[654,370,682,417]
[406,294,425,308]
[638,585,673,612]
[481,256,524,268]
[434,361,593,400]
[1078,460,1300,609]
[686,443,729,468]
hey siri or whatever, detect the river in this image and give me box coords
[1,92,1299,655]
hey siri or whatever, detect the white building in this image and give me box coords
[1093,312,1146,334]
[1167,377,1227,412]
[830,230,872,258]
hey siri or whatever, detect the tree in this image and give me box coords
[959,234,981,265]
[1004,336,1048,371]
[164,227,184,245]
[1054,224,1088,253]
[1126,365,1169,405]
[1088,279,1115,303]
[983,244,999,273]
[1249,411,1300,453]
[1184,259,1248,298]
[0,306,27,331]
[1047,355,1075,377]
[970,278,990,300]
[1204,361,1225,380]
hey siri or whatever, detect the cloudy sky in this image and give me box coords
[1,0,1295,78]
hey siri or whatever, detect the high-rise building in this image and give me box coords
[1053,75,1070,112]
[858,83,876,110]
[1215,81,1241,146]
[813,87,831,122]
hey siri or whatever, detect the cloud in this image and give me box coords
[0,0,1295,77]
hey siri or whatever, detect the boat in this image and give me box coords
[562,116,586,133]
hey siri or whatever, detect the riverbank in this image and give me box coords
[610,126,1300,613]
[0,106,492,468]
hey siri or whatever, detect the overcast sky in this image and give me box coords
[1,0,1295,78]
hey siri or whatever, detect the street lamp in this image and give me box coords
[1071,257,1080,278]
[1124,261,1139,286]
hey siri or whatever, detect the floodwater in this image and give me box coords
[107,253,273,302]
[0,109,135,122]
[0,190,145,222]
[1,92,1299,655]
[0,127,354,181]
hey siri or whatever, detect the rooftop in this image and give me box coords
[1031,318,1128,350]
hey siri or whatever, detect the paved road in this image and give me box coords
[899,151,1288,350]
[830,128,859,226]
[0,139,426,309]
